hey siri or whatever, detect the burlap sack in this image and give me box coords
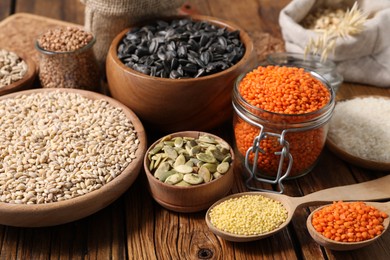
[279,0,390,87]
[81,0,185,72]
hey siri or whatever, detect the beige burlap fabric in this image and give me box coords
[81,0,185,72]
[279,0,390,87]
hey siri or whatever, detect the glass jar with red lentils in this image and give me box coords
[232,65,335,192]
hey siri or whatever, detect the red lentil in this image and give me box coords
[312,201,389,242]
[239,66,330,114]
[233,65,331,177]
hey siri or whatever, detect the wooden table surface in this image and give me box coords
[1,0,390,259]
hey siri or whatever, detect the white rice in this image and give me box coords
[328,96,390,163]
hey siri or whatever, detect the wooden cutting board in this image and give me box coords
[0,13,80,66]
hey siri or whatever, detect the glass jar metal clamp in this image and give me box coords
[232,70,335,193]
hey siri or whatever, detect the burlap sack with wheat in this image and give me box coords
[81,0,185,71]
[279,0,390,87]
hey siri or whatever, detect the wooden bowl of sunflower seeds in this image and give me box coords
[106,14,256,133]
[0,88,147,227]
[0,49,37,96]
[144,131,235,213]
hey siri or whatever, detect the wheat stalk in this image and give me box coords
[304,2,368,61]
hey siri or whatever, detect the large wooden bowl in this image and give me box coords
[0,51,37,96]
[144,131,235,213]
[106,15,256,133]
[0,88,147,227]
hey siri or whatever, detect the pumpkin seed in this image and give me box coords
[148,134,232,186]
[156,170,176,182]
[149,154,158,170]
[217,161,230,174]
[196,153,216,163]
[198,135,217,144]
[164,145,178,160]
[174,154,186,168]
[207,146,226,162]
[185,160,194,167]
[213,172,223,179]
[165,173,184,185]
[174,137,183,147]
[174,164,193,174]
[189,146,201,156]
[198,166,212,182]
[154,162,171,180]
[160,135,173,142]
[183,173,204,185]
[190,158,203,167]
[149,143,164,156]
[201,163,218,173]
[222,154,232,163]
[174,180,192,187]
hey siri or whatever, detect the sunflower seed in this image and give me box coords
[117,18,245,79]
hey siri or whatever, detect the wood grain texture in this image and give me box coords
[0,13,80,67]
[15,0,84,24]
[0,0,389,259]
[0,0,12,21]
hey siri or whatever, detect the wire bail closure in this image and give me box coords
[232,70,335,194]
[233,102,293,193]
[244,127,292,193]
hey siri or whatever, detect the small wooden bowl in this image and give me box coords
[326,95,390,171]
[0,51,37,96]
[327,137,390,171]
[0,88,147,227]
[143,131,235,213]
[106,15,256,132]
[307,201,390,251]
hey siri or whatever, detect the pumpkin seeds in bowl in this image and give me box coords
[147,134,232,186]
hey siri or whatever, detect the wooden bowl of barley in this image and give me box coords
[0,49,37,96]
[0,88,147,227]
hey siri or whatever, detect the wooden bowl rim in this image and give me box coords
[306,202,389,250]
[326,95,390,171]
[0,50,36,95]
[108,14,255,83]
[144,130,235,190]
[0,88,147,224]
[205,192,285,242]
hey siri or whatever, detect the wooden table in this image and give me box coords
[0,0,389,259]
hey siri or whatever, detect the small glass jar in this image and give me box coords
[266,52,343,93]
[232,67,335,193]
[35,34,100,91]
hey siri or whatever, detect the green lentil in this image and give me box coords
[209,195,288,235]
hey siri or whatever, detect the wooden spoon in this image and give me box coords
[205,175,390,242]
[306,201,390,251]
